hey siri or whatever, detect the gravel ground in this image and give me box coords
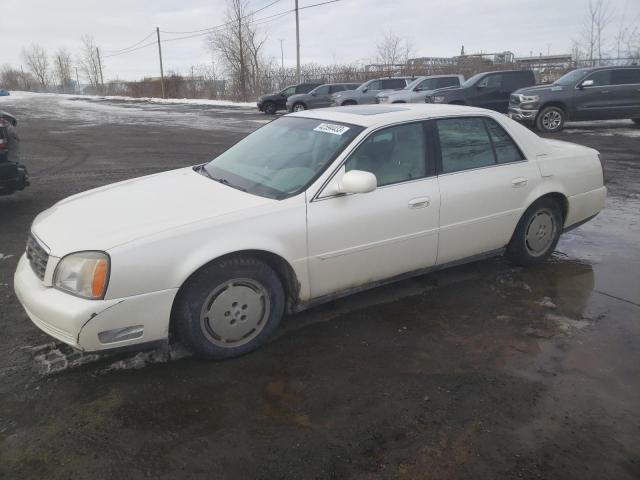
[0,93,639,480]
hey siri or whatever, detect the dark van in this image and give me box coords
[257,83,322,115]
[509,66,640,132]
[426,70,536,113]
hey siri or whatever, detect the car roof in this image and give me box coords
[288,103,496,128]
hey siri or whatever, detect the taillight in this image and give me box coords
[0,138,6,150]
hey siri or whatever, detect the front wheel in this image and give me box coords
[341,100,357,106]
[536,106,565,133]
[632,118,640,126]
[506,198,563,266]
[174,257,285,360]
[292,102,306,112]
[263,102,276,115]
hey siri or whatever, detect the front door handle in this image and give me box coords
[408,197,431,209]
[512,177,528,188]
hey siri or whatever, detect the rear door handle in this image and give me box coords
[512,177,528,187]
[408,197,430,209]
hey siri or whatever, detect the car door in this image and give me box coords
[434,116,541,265]
[278,86,296,109]
[609,68,640,119]
[412,78,438,102]
[325,85,346,108]
[307,85,330,109]
[473,73,506,112]
[572,70,617,120]
[306,121,440,298]
[361,80,382,104]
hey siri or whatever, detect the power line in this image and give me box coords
[103,0,344,59]
[161,0,283,35]
[103,41,157,58]
[103,31,156,54]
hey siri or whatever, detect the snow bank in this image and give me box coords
[0,90,256,108]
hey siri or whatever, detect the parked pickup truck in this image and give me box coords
[509,66,640,132]
[426,70,536,113]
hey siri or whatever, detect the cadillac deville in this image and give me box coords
[14,104,606,359]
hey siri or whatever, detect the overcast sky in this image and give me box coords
[2,0,638,81]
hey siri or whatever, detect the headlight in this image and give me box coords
[520,94,540,103]
[53,251,110,299]
[432,95,446,103]
[378,96,389,102]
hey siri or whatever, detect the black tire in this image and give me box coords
[506,198,563,267]
[263,102,276,115]
[174,256,285,360]
[391,101,406,104]
[292,102,307,112]
[341,100,357,106]
[536,106,565,133]
[632,118,640,126]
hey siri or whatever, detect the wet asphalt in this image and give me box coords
[0,94,638,479]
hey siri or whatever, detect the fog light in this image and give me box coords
[98,325,144,344]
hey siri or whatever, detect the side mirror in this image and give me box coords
[579,79,594,89]
[477,82,486,89]
[337,170,377,194]
[362,87,368,93]
[311,92,317,96]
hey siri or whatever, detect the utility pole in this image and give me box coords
[279,39,284,71]
[75,66,80,93]
[96,47,104,92]
[295,0,300,83]
[156,27,166,99]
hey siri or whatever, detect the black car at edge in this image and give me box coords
[257,83,322,114]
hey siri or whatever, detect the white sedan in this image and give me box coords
[14,104,606,359]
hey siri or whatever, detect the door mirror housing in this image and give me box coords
[337,170,377,194]
[362,87,368,93]
[579,79,594,89]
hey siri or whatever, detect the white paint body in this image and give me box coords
[14,104,606,352]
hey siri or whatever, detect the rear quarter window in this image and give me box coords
[437,77,460,88]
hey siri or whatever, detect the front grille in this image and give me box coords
[510,94,521,105]
[26,234,49,281]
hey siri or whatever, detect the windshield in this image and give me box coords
[404,77,425,90]
[462,73,485,87]
[203,117,363,199]
[554,69,589,86]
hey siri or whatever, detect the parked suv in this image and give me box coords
[286,83,361,112]
[509,66,640,132]
[426,70,536,113]
[257,83,322,114]
[377,75,464,104]
[0,111,29,196]
[331,77,414,106]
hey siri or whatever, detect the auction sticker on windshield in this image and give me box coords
[314,123,350,135]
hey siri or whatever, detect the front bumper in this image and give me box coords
[256,102,264,111]
[508,106,538,124]
[14,254,177,352]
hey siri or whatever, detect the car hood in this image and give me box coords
[31,167,274,256]
[513,84,564,95]
[429,85,462,95]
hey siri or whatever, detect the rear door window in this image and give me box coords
[485,118,525,164]
[611,69,640,85]
[437,118,495,173]
[329,85,345,94]
[381,78,407,89]
[436,77,460,88]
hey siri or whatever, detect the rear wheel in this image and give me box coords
[342,100,357,106]
[632,118,640,126]
[263,102,276,115]
[536,106,565,133]
[292,102,306,112]
[506,198,563,266]
[174,256,285,360]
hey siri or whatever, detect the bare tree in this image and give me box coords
[207,0,267,100]
[78,35,102,90]
[375,31,412,76]
[21,44,49,88]
[578,0,614,65]
[53,48,73,92]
